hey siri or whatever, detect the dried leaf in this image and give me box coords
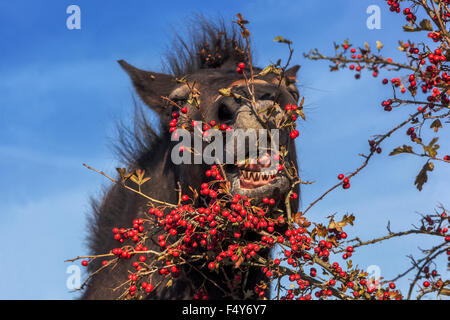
[116,168,127,179]
[342,214,355,226]
[438,288,450,296]
[136,169,145,181]
[296,109,306,121]
[403,24,417,32]
[419,19,433,31]
[130,175,139,184]
[314,224,328,238]
[389,145,414,156]
[403,19,433,32]
[430,119,443,133]
[273,36,292,45]
[423,137,439,157]
[234,256,245,268]
[347,260,353,269]
[414,162,434,191]
[294,212,311,228]
[299,96,305,107]
[376,40,384,51]
[141,177,151,184]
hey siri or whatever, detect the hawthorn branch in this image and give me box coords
[83,163,177,208]
[303,110,422,216]
[345,229,445,251]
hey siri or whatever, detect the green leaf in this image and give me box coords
[257,65,282,76]
[218,88,231,96]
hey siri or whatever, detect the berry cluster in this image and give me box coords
[77,157,410,300]
[386,0,401,13]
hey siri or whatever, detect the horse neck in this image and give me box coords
[139,139,179,206]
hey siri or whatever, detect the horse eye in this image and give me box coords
[218,103,234,122]
[259,93,274,101]
[172,97,187,105]
[288,89,299,102]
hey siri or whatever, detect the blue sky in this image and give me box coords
[0,0,448,299]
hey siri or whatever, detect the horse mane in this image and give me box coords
[113,99,163,169]
[164,15,250,77]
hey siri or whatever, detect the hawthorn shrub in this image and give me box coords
[69,1,449,300]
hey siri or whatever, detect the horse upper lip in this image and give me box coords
[235,153,274,172]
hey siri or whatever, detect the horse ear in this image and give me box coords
[118,60,175,116]
[285,65,300,83]
[285,65,301,101]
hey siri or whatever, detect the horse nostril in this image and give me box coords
[218,103,234,122]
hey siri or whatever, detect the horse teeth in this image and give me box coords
[240,169,275,181]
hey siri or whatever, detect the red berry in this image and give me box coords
[145,284,154,293]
